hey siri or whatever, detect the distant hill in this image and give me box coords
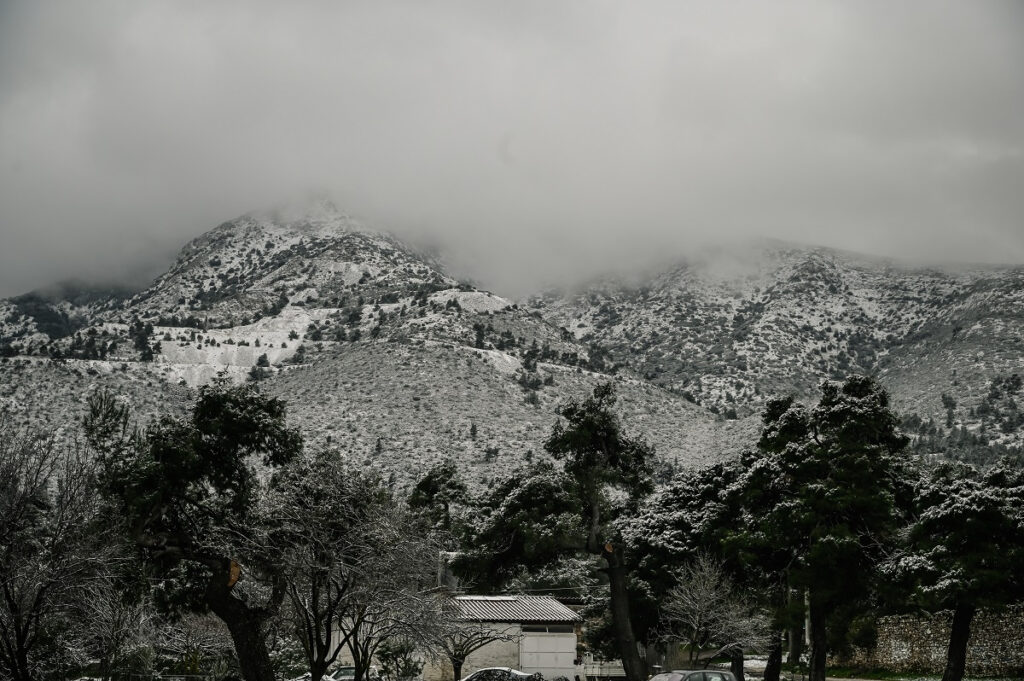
[529,242,1024,463]
[2,203,1021,485]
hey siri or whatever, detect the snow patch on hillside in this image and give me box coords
[431,290,513,313]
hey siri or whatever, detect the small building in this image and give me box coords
[425,595,582,681]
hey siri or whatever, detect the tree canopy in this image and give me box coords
[734,376,911,681]
[85,383,304,681]
[887,460,1024,681]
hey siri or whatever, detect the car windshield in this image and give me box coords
[332,669,356,680]
[469,670,533,681]
[650,674,684,681]
[475,672,510,681]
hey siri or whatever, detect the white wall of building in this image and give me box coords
[423,624,522,681]
[518,629,578,680]
[422,624,579,681]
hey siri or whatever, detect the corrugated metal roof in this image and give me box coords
[454,595,581,623]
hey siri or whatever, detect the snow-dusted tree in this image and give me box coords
[659,553,769,669]
[736,376,911,681]
[376,637,425,681]
[73,576,156,681]
[408,459,469,534]
[623,461,765,669]
[262,449,445,681]
[458,385,653,681]
[428,600,521,681]
[454,461,581,592]
[887,461,1024,681]
[334,506,445,681]
[159,613,237,677]
[0,424,112,681]
[544,383,654,681]
[623,460,784,681]
[263,452,391,681]
[84,384,303,681]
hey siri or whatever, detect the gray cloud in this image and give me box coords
[1,0,1023,297]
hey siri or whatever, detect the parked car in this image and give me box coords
[332,667,380,681]
[332,668,356,681]
[460,668,533,681]
[290,668,381,681]
[647,671,735,681]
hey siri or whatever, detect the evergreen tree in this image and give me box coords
[626,461,781,681]
[84,384,303,681]
[736,376,910,681]
[460,384,655,681]
[454,461,580,592]
[408,459,469,533]
[544,383,653,681]
[887,461,1024,681]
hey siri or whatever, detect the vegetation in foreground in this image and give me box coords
[1,375,1022,681]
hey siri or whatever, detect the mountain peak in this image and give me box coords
[111,202,457,327]
[246,197,361,233]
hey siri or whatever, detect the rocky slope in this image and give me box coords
[2,206,1021,483]
[0,202,750,487]
[529,243,1024,461]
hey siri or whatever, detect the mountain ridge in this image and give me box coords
[2,204,1021,485]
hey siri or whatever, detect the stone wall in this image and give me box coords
[842,606,1024,676]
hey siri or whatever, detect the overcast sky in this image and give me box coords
[1,1,1023,297]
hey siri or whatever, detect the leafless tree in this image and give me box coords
[160,613,237,678]
[334,505,446,681]
[659,553,769,678]
[0,423,113,681]
[262,452,446,681]
[428,602,521,681]
[73,576,156,681]
[260,453,375,681]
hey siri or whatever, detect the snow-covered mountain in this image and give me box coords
[2,204,1022,485]
[529,243,1024,460]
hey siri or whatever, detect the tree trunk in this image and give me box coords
[0,601,32,681]
[221,613,276,681]
[352,638,374,681]
[452,657,464,681]
[786,587,803,665]
[7,627,33,681]
[729,650,745,681]
[311,657,329,681]
[763,632,783,681]
[787,624,803,666]
[8,648,30,681]
[807,595,827,681]
[604,547,646,681]
[206,575,277,681]
[941,601,976,681]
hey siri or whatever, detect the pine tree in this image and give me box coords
[736,376,910,681]
[408,459,468,533]
[84,384,303,681]
[888,461,1024,681]
[544,383,653,681]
